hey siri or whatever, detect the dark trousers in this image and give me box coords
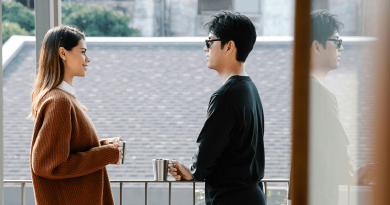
[212,185,266,205]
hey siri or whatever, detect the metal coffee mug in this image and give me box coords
[109,141,126,164]
[152,159,174,181]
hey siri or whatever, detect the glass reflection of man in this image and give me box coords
[168,11,266,205]
[309,9,374,205]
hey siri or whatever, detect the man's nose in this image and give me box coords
[204,45,209,52]
[339,45,344,51]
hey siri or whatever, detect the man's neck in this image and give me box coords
[310,66,331,84]
[217,63,247,84]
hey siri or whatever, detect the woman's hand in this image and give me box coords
[108,143,123,165]
[110,136,123,142]
[110,139,127,155]
[100,136,123,146]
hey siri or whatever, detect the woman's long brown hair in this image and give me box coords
[30,25,85,120]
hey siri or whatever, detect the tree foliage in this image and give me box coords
[62,2,140,37]
[1,1,140,43]
[2,1,35,32]
[2,20,31,43]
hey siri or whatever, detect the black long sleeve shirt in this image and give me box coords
[190,76,265,205]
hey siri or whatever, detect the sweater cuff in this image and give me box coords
[105,145,120,164]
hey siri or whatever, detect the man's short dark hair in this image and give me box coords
[311,9,344,49]
[203,10,257,62]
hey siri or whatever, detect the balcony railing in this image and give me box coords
[4,179,290,205]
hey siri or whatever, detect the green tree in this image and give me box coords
[2,20,31,43]
[1,1,140,44]
[62,2,85,17]
[2,1,35,32]
[62,2,140,37]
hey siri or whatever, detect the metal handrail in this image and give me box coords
[4,179,290,205]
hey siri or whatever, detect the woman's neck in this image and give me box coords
[63,75,74,87]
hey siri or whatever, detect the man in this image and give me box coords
[168,11,266,205]
[308,9,374,205]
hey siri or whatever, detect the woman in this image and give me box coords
[30,25,123,205]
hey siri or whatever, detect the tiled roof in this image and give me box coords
[3,38,374,187]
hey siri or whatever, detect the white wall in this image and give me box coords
[167,0,197,36]
[262,0,295,36]
[132,0,156,37]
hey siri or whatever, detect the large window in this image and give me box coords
[4,0,390,204]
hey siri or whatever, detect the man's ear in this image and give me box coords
[58,47,67,61]
[225,40,235,55]
[311,40,322,55]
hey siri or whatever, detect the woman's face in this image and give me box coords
[62,39,91,78]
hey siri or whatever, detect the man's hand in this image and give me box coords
[353,162,377,185]
[168,160,193,181]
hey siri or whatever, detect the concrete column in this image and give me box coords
[34,0,62,69]
[132,0,156,37]
[132,0,169,37]
[167,0,197,36]
[262,0,294,36]
[312,0,329,10]
[329,0,360,35]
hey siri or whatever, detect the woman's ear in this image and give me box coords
[58,47,67,61]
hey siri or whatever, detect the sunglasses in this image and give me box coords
[205,39,222,49]
[327,39,343,49]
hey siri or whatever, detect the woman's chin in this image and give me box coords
[81,67,87,77]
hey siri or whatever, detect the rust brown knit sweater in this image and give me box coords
[30,88,120,205]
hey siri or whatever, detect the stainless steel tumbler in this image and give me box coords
[109,141,126,164]
[152,159,173,181]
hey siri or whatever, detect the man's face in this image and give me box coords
[321,32,344,70]
[204,33,225,70]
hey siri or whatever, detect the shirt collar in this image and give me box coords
[57,81,76,96]
[310,75,321,84]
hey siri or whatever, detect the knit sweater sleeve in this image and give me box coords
[31,96,120,180]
